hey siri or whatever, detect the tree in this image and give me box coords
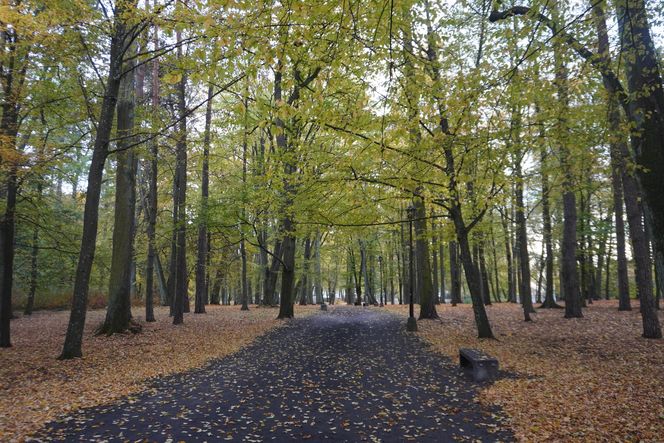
[60,0,139,359]
[144,0,161,323]
[490,0,662,337]
[0,4,30,346]
[98,32,138,335]
[195,84,213,314]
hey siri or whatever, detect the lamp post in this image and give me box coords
[406,204,418,331]
[378,255,384,307]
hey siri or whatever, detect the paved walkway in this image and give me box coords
[38,307,512,442]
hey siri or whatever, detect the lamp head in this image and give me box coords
[406,204,416,220]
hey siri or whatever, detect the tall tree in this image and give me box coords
[239,78,250,312]
[195,84,213,314]
[144,0,160,323]
[98,33,138,335]
[538,107,561,309]
[423,1,490,336]
[172,14,188,325]
[60,0,138,358]
[490,0,662,337]
[0,9,28,346]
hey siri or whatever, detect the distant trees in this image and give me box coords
[490,0,661,337]
[2,0,664,358]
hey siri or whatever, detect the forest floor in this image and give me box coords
[33,306,511,442]
[385,300,664,442]
[3,301,662,442]
[0,304,319,441]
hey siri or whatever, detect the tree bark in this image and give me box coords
[595,2,660,336]
[24,183,41,316]
[449,241,461,306]
[263,239,283,306]
[514,154,533,321]
[275,57,297,319]
[144,2,160,322]
[500,209,516,303]
[195,85,213,314]
[431,216,439,304]
[439,227,446,303]
[615,1,664,311]
[300,237,312,305]
[551,6,582,319]
[99,36,138,335]
[172,23,188,325]
[540,142,560,309]
[313,232,323,304]
[414,197,438,319]
[0,21,29,346]
[60,1,135,358]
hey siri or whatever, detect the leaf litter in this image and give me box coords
[386,300,664,442]
[0,305,318,441]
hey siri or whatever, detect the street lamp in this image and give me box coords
[406,204,418,332]
[378,255,384,307]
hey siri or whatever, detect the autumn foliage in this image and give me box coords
[387,302,664,442]
[0,305,318,441]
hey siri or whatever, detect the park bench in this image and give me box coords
[459,348,499,382]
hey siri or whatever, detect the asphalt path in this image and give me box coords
[37,306,512,442]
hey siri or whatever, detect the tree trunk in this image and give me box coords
[172,24,188,325]
[350,246,362,305]
[195,84,213,314]
[24,181,42,316]
[277,231,296,318]
[449,241,461,305]
[240,236,249,311]
[616,1,664,313]
[60,2,134,358]
[144,8,159,322]
[515,155,534,321]
[263,239,283,306]
[552,11,582,319]
[490,222,502,303]
[453,214,494,338]
[154,252,168,306]
[501,209,516,303]
[300,237,312,305]
[314,232,323,304]
[479,242,491,306]
[439,228,446,303]
[414,197,438,319]
[167,219,176,312]
[0,23,28,346]
[537,105,561,309]
[400,211,408,305]
[275,56,297,319]
[0,145,18,348]
[431,216,439,305]
[99,38,137,335]
[212,269,222,305]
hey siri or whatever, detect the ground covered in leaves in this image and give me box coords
[0,304,318,441]
[35,306,510,442]
[386,300,664,442]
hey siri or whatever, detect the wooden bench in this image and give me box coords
[459,348,499,382]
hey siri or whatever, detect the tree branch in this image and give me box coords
[489,2,631,119]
